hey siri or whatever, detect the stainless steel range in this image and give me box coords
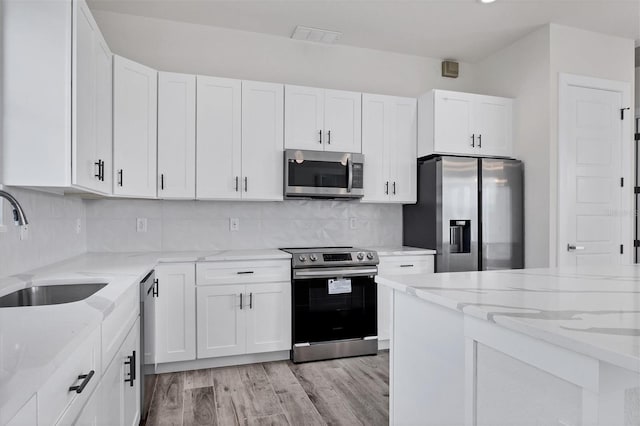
[280,247,379,363]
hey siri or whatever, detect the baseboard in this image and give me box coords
[147,350,290,374]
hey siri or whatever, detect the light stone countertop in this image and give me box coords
[376,264,640,373]
[0,249,291,424]
[372,246,437,256]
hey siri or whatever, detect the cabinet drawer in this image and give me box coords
[197,260,290,285]
[378,255,434,276]
[102,283,139,371]
[39,327,101,425]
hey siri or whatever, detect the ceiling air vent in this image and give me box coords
[291,26,342,44]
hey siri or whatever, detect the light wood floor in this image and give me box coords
[144,351,389,426]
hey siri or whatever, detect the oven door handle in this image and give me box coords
[293,267,378,279]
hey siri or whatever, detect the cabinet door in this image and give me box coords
[433,90,475,155]
[284,85,324,150]
[7,395,37,426]
[245,282,291,354]
[377,284,392,342]
[323,89,362,153]
[241,81,284,201]
[196,76,242,200]
[196,285,246,358]
[389,97,417,204]
[474,96,513,158]
[158,72,196,199]
[95,347,124,426]
[72,0,112,194]
[122,319,141,426]
[113,55,157,198]
[155,264,196,363]
[361,94,391,202]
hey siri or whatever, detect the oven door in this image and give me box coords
[292,267,377,345]
[284,149,364,199]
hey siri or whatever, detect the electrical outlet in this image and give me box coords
[230,217,240,232]
[349,217,357,230]
[76,218,82,234]
[136,218,148,233]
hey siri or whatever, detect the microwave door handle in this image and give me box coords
[347,157,353,193]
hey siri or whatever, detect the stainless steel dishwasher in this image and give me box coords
[139,270,157,422]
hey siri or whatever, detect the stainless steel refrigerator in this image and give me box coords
[403,156,524,272]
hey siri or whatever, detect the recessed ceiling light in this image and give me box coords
[291,26,342,44]
[478,0,496,3]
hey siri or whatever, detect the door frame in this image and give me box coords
[557,73,633,266]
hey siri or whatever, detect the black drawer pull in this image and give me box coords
[400,264,414,268]
[153,278,159,297]
[124,350,136,387]
[69,370,95,394]
[237,271,254,275]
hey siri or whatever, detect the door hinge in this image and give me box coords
[620,107,630,120]
[620,244,624,254]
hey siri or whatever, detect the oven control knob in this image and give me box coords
[357,252,365,260]
[299,255,307,262]
[367,252,374,260]
[309,254,318,262]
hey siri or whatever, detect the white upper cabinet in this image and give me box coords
[285,85,362,153]
[284,85,325,151]
[196,76,242,200]
[241,81,284,201]
[418,89,513,158]
[158,72,196,199]
[113,55,158,198]
[362,94,417,203]
[2,0,113,194]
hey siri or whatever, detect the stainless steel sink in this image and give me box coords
[0,283,107,308]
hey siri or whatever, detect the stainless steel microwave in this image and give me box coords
[284,149,364,199]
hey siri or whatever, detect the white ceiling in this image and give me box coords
[88,0,640,63]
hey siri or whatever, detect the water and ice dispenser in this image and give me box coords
[449,220,471,254]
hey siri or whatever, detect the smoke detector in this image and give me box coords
[291,26,342,44]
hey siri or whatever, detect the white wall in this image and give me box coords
[549,24,635,265]
[475,26,551,268]
[85,199,401,252]
[92,10,478,97]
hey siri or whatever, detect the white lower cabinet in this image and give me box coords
[155,263,197,363]
[377,254,434,346]
[196,260,291,360]
[6,395,37,426]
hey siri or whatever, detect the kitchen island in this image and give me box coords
[376,265,640,426]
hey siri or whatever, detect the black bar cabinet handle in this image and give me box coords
[318,130,322,144]
[69,370,95,394]
[471,134,475,147]
[95,160,101,180]
[161,174,164,190]
[118,169,123,187]
[249,292,253,309]
[327,130,331,144]
[100,160,105,181]
[153,278,159,297]
[124,351,136,387]
[240,293,243,310]
[400,264,414,268]
[235,176,239,192]
[385,181,389,195]
[393,182,396,195]
[478,134,482,148]
[244,177,248,192]
[237,271,254,275]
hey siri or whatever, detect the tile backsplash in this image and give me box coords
[85,199,402,252]
[0,187,86,278]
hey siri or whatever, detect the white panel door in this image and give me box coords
[196,285,246,358]
[122,319,141,426]
[113,55,157,198]
[389,96,417,203]
[245,282,291,354]
[433,90,475,155]
[241,81,284,201]
[196,76,242,200]
[362,94,391,202]
[155,264,196,363]
[72,0,112,194]
[284,85,324,150]
[475,95,513,158]
[324,89,362,153]
[96,347,125,426]
[158,72,196,199]
[558,83,624,267]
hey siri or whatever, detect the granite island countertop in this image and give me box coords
[0,249,290,424]
[376,264,640,373]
